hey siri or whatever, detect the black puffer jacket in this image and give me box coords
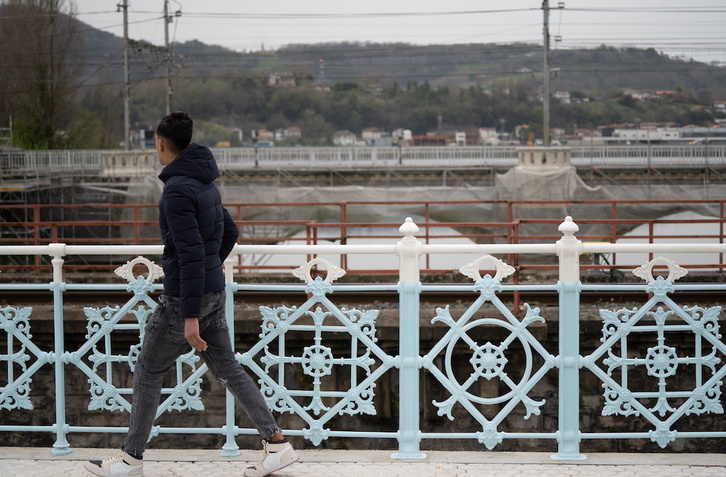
[158,143,238,318]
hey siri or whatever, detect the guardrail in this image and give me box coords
[1,217,725,459]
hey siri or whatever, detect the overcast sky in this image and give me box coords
[72,1,726,65]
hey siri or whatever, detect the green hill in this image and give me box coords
[71,14,726,99]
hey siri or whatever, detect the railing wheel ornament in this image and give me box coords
[459,254,515,282]
[292,257,346,284]
[114,256,165,283]
[633,256,687,283]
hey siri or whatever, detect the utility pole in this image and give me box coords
[119,0,130,150]
[542,1,565,147]
[163,0,181,115]
[542,0,551,147]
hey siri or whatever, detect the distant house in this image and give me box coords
[274,127,302,141]
[623,88,654,101]
[361,128,391,146]
[333,130,357,146]
[528,91,544,103]
[554,91,571,104]
[365,83,384,94]
[479,127,498,141]
[269,72,296,87]
[612,127,680,142]
[655,90,677,100]
[361,127,383,140]
[313,82,331,93]
[286,126,301,138]
[714,101,726,113]
[574,128,599,138]
[412,135,447,146]
[551,128,566,140]
[392,128,413,145]
[256,129,274,142]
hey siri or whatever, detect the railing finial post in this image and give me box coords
[553,217,586,461]
[47,243,71,455]
[221,255,241,456]
[397,217,421,282]
[557,216,581,281]
[393,217,426,460]
[48,243,66,284]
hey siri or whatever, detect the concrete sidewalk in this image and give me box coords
[1,447,725,477]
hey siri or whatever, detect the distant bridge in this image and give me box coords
[2,146,726,196]
[3,145,726,253]
[2,145,726,176]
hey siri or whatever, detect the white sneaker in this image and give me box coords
[84,450,144,477]
[244,439,299,477]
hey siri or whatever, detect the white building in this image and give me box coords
[333,130,357,146]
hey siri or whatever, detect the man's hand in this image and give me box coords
[184,318,208,352]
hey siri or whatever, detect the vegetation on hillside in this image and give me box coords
[126,72,721,147]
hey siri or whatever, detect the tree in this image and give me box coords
[298,109,334,145]
[0,0,81,148]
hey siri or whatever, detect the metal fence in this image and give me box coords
[3,199,726,276]
[1,217,725,459]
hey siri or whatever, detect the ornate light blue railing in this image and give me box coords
[1,218,725,460]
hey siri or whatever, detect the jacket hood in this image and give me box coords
[158,143,218,184]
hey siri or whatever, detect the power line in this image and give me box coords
[565,7,726,13]
[134,8,540,19]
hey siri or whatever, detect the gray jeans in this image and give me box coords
[123,289,280,457]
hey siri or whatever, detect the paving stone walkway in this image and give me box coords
[1,448,725,477]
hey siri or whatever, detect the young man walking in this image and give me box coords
[85,112,298,477]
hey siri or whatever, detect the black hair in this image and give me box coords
[156,111,193,153]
